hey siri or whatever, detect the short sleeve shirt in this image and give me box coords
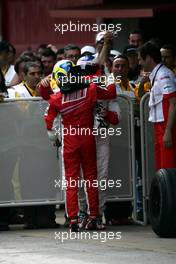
[148,64,176,122]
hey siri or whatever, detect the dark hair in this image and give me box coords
[37,44,48,51]
[15,55,43,74]
[149,38,162,49]
[8,42,16,55]
[23,61,41,75]
[56,48,64,55]
[41,48,56,60]
[161,44,176,57]
[14,56,34,74]
[31,55,44,72]
[20,50,35,58]
[64,44,80,55]
[113,54,129,66]
[129,30,143,37]
[123,44,138,55]
[139,41,161,64]
[0,40,9,53]
[0,68,7,93]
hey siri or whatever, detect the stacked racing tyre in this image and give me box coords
[149,168,176,238]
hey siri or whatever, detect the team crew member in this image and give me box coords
[128,30,143,47]
[110,54,136,99]
[8,61,60,229]
[106,54,136,225]
[41,48,56,77]
[8,61,41,98]
[41,60,116,231]
[64,44,81,65]
[76,55,121,229]
[138,41,176,170]
[0,41,16,87]
[160,44,176,75]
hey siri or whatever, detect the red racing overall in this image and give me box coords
[44,83,116,220]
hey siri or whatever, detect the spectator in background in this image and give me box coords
[8,61,41,98]
[95,31,113,75]
[81,45,96,57]
[56,48,65,61]
[109,50,121,61]
[20,50,36,58]
[149,38,162,49]
[47,44,58,54]
[41,48,56,77]
[111,54,136,98]
[105,50,121,74]
[0,68,8,96]
[95,31,113,64]
[105,54,136,225]
[8,61,60,229]
[134,68,151,102]
[160,44,176,74]
[36,44,48,58]
[10,53,43,87]
[7,42,16,65]
[40,48,58,90]
[95,31,121,75]
[123,44,141,82]
[95,31,107,55]
[14,56,34,82]
[0,68,19,231]
[64,44,81,65]
[0,68,8,102]
[128,30,143,47]
[0,41,16,87]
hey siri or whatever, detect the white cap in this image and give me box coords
[110,50,121,57]
[81,45,96,55]
[95,31,106,43]
[77,55,96,67]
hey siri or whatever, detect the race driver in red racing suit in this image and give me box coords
[40,60,116,231]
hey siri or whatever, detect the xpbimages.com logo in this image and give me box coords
[54,21,122,35]
[56,74,121,87]
[54,178,122,190]
[55,230,122,243]
[53,125,122,139]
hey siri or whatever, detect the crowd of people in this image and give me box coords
[0,29,176,232]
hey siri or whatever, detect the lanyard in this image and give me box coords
[151,64,163,123]
[151,64,163,86]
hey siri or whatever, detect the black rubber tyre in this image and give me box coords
[149,168,176,238]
